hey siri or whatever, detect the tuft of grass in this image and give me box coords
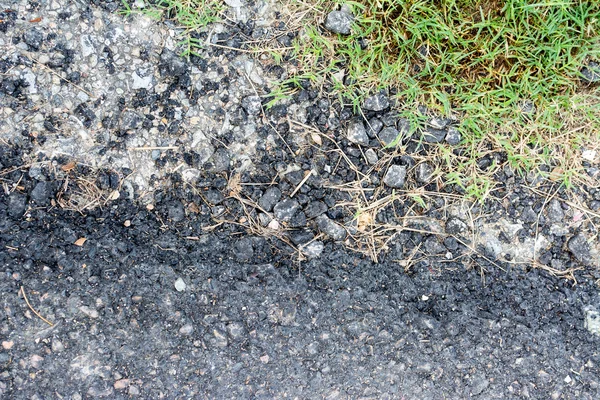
[120,0,224,57]
[277,0,600,199]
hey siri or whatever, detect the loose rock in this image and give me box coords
[347,120,369,146]
[324,10,354,35]
[363,92,389,112]
[567,232,590,264]
[316,215,346,240]
[274,199,300,222]
[383,165,407,188]
[415,163,434,184]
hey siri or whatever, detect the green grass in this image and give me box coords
[120,0,224,57]
[276,0,600,198]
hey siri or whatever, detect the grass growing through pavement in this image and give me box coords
[278,0,600,198]
[120,0,224,57]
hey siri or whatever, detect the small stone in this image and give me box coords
[174,277,186,292]
[520,100,536,118]
[347,120,369,146]
[24,28,44,50]
[260,354,270,364]
[274,199,300,222]
[446,217,468,234]
[114,379,130,390]
[30,354,43,369]
[383,165,407,188]
[424,236,445,254]
[415,163,434,184]
[304,201,328,219]
[80,305,99,319]
[429,117,451,130]
[366,118,383,136]
[363,92,389,111]
[241,95,262,115]
[302,241,324,259]
[547,199,564,223]
[151,150,161,160]
[80,35,95,57]
[581,61,600,83]
[520,206,537,224]
[119,110,143,131]
[131,71,153,90]
[316,215,347,240]
[51,339,64,353]
[30,181,52,204]
[179,324,194,335]
[422,127,446,143]
[227,322,245,339]
[159,48,187,77]
[290,229,314,245]
[259,187,282,212]
[471,375,489,396]
[167,201,185,222]
[365,148,378,165]
[8,193,27,218]
[129,386,140,396]
[2,341,14,350]
[567,232,590,264]
[324,10,354,35]
[213,329,228,348]
[378,127,400,147]
[445,127,461,145]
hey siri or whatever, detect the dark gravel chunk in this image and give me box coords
[567,232,591,264]
[520,206,537,224]
[347,120,369,146]
[24,28,44,50]
[446,217,468,234]
[383,165,407,188]
[8,193,27,218]
[324,10,354,35]
[581,61,600,83]
[304,201,327,219]
[422,127,447,143]
[366,118,383,137]
[424,236,446,255]
[415,163,434,184]
[316,214,346,240]
[30,181,52,205]
[274,198,300,222]
[363,92,389,111]
[445,127,461,145]
[167,201,185,222]
[159,48,187,77]
[378,127,399,147]
[259,187,282,212]
[290,229,314,245]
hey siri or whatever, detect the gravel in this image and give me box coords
[362,92,390,111]
[347,119,370,146]
[324,10,354,35]
[383,165,407,188]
